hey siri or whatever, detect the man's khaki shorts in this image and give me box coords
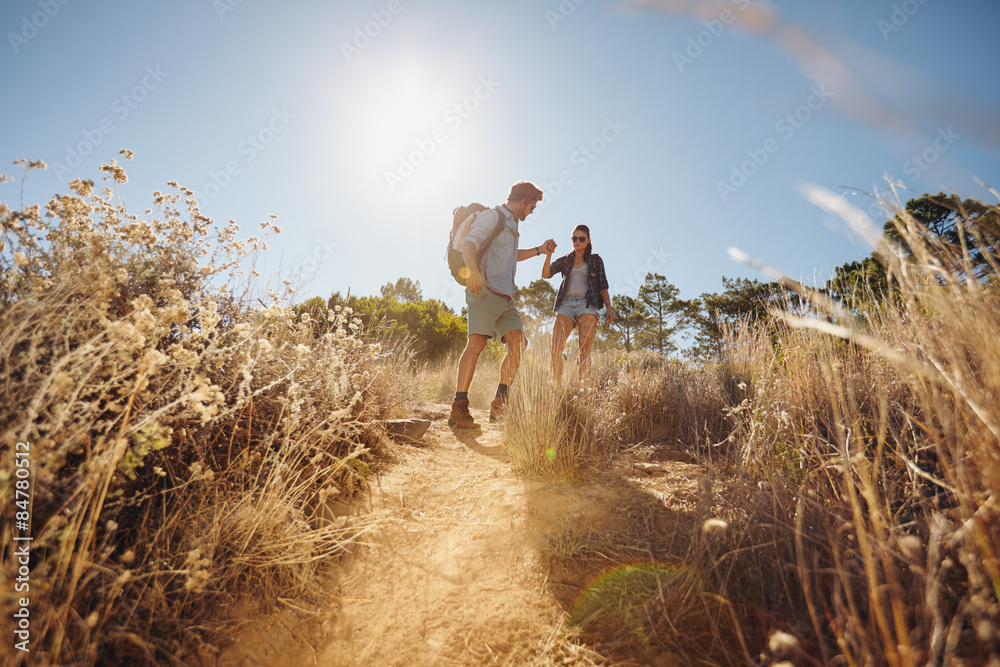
[465,287,524,343]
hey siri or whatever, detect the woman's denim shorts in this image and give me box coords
[556,294,600,324]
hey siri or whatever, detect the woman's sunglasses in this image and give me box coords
[572,235,587,242]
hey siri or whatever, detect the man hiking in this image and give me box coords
[449,180,555,429]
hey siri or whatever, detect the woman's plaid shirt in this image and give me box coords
[550,252,609,312]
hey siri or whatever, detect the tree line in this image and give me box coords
[293,192,998,364]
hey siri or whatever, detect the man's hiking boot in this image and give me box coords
[489,396,507,424]
[448,399,479,430]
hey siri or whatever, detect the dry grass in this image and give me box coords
[502,345,731,477]
[721,188,1000,665]
[503,355,596,475]
[0,157,414,665]
[498,188,1000,664]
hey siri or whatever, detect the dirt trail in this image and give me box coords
[212,402,710,667]
[318,405,566,666]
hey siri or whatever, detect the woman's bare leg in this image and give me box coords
[576,314,599,380]
[550,315,576,382]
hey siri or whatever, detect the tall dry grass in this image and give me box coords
[721,189,1000,665]
[499,187,1000,664]
[0,157,413,665]
[503,345,732,476]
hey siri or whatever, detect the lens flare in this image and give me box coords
[569,563,698,628]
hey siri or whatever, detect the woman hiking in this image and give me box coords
[542,224,615,381]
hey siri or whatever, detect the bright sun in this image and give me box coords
[358,61,445,158]
[338,57,493,207]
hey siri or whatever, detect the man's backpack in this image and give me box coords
[447,203,506,286]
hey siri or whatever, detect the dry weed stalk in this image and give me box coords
[503,347,731,477]
[500,186,1000,664]
[0,156,408,665]
[725,186,1000,664]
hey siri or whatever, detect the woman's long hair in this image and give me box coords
[575,224,593,260]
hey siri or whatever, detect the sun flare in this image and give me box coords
[338,58,495,206]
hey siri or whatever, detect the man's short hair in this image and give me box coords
[508,181,543,204]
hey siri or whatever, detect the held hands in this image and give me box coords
[542,239,557,255]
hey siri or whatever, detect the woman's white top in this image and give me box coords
[566,264,589,296]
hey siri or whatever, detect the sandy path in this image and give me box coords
[209,403,700,666]
[317,405,566,666]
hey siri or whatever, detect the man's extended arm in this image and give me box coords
[523,238,557,265]
[517,244,545,262]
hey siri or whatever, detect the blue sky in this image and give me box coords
[3,0,999,315]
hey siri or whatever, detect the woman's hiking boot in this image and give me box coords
[448,399,479,429]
